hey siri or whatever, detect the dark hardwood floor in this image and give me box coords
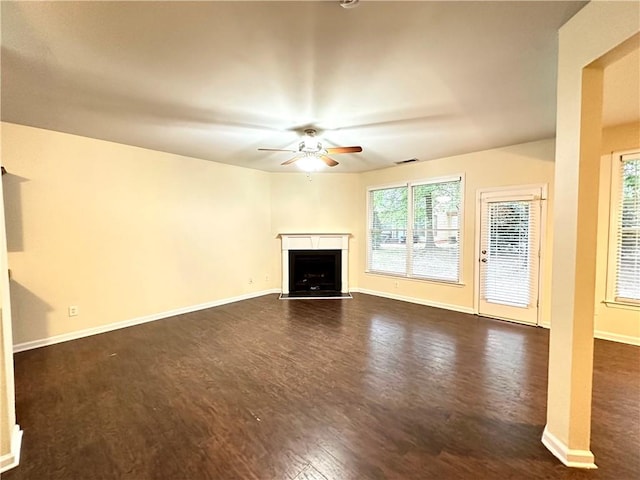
[4,293,639,479]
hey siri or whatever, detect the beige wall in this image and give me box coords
[2,122,274,346]
[357,139,556,320]
[0,129,561,344]
[2,124,364,347]
[269,172,361,290]
[595,121,640,343]
[1,121,637,348]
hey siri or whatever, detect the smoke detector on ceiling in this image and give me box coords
[339,0,360,9]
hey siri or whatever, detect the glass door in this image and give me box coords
[478,189,542,325]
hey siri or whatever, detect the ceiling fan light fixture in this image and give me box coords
[297,154,326,172]
[258,127,361,169]
[301,138,321,152]
[300,128,322,153]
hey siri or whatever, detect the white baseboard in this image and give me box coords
[529,323,639,346]
[16,288,636,353]
[541,426,597,469]
[594,330,640,346]
[351,288,475,314]
[13,289,281,353]
[0,424,23,473]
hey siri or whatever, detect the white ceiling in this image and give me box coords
[1,1,590,173]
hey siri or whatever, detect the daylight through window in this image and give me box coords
[612,152,640,303]
[367,177,462,283]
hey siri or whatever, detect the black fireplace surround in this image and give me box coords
[288,250,342,297]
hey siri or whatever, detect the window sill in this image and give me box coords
[365,270,466,287]
[602,300,640,311]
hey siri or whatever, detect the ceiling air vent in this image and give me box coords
[395,158,419,165]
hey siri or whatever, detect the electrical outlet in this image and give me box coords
[248,278,253,285]
[394,281,399,288]
[68,305,79,317]
[265,275,269,282]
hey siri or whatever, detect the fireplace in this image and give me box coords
[279,234,351,299]
[289,250,341,296]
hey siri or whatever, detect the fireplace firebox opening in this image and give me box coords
[289,250,341,297]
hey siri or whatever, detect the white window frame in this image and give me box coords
[366,174,464,284]
[605,149,640,307]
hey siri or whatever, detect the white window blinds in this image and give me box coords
[614,153,640,303]
[367,178,462,283]
[480,200,538,307]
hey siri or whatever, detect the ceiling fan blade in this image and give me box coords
[281,156,301,166]
[258,148,298,152]
[320,156,339,167]
[325,146,363,154]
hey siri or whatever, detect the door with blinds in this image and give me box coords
[478,188,543,325]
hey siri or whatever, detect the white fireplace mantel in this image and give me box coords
[279,233,350,294]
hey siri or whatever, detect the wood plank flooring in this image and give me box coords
[4,293,639,479]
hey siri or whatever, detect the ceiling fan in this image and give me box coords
[258,128,362,168]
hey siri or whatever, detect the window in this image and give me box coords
[608,151,640,304]
[367,177,462,283]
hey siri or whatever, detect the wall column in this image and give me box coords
[542,67,602,469]
[542,1,640,469]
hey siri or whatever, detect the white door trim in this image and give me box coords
[473,184,548,325]
[0,167,22,473]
